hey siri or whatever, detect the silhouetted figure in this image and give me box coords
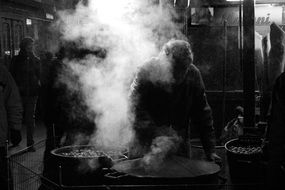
[39,51,53,122]
[10,37,41,151]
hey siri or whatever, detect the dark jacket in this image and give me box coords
[268,72,285,160]
[267,72,285,188]
[0,65,23,147]
[130,60,215,158]
[10,51,41,96]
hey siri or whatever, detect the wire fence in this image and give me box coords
[9,140,47,190]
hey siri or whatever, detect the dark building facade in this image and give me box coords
[0,0,57,68]
[0,0,81,68]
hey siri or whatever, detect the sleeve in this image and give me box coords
[4,68,23,131]
[130,72,156,141]
[190,68,216,155]
[128,72,154,158]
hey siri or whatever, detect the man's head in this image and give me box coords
[161,39,193,82]
[20,37,34,53]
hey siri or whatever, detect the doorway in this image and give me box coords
[0,18,24,68]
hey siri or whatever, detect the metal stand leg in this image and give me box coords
[6,140,11,190]
[59,165,63,189]
[52,124,56,149]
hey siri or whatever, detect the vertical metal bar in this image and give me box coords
[184,2,190,36]
[239,0,243,72]
[243,0,255,130]
[6,140,10,190]
[184,8,187,35]
[52,124,56,148]
[222,20,228,131]
[59,165,63,187]
[282,5,285,24]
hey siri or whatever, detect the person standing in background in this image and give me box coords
[10,37,41,151]
[39,51,53,122]
[0,65,23,190]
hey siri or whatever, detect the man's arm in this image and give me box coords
[128,70,158,158]
[190,66,217,160]
[130,72,156,139]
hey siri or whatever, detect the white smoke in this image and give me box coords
[55,0,185,150]
[141,134,181,172]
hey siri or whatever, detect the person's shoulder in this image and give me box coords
[137,57,160,79]
[142,57,160,70]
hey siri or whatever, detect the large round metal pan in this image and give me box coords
[106,155,220,186]
[112,155,220,178]
[51,145,127,161]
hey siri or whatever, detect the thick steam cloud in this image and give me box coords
[55,0,186,150]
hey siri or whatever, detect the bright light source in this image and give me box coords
[4,51,11,56]
[173,0,191,8]
[14,50,20,56]
[26,18,32,25]
[46,13,54,20]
